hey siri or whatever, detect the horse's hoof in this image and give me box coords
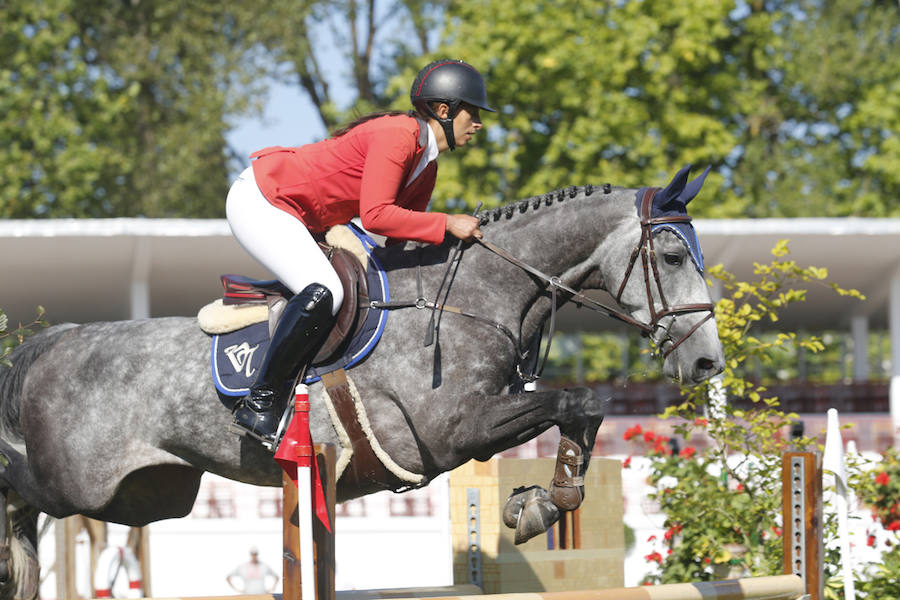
[514,489,559,545]
[502,485,541,529]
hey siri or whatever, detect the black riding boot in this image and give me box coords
[231,283,334,447]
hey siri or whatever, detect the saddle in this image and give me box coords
[219,244,370,366]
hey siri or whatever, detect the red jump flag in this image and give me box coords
[273,385,332,532]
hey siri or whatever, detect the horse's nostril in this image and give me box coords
[697,357,715,371]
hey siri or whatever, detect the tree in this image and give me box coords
[1,1,136,217]
[417,0,900,217]
[252,0,449,133]
[5,1,896,219]
[1,0,449,218]
[1,1,268,218]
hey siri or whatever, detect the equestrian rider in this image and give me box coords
[226,59,494,447]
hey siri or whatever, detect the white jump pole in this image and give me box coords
[294,385,315,600]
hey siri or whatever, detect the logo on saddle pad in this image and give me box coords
[223,342,259,378]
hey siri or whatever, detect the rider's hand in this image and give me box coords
[446,214,483,242]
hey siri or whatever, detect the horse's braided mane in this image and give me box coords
[477,182,623,227]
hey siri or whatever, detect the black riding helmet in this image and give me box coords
[410,59,495,151]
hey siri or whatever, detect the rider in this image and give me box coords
[226,59,493,447]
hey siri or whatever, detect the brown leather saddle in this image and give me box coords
[220,244,370,365]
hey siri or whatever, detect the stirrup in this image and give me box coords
[227,395,294,452]
[228,420,277,451]
[228,370,306,452]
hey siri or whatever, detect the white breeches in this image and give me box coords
[226,166,343,316]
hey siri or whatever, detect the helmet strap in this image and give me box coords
[421,101,461,151]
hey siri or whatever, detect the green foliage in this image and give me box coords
[2,1,268,217]
[0,306,48,367]
[857,447,900,533]
[625,241,863,583]
[413,0,900,217]
[846,447,900,598]
[5,1,897,218]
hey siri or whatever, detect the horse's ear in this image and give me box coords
[656,165,693,207]
[678,165,711,206]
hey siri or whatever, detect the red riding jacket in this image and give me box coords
[250,114,446,245]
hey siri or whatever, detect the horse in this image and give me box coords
[0,165,723,599]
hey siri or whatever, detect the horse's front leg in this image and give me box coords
[448,387,604,463]
[447,386,608,544]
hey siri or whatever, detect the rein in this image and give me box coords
[369,187,715,383]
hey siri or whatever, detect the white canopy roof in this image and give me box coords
[0,218,891,332]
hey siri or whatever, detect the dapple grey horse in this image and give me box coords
[0,166,723,599]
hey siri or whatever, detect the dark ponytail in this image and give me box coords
[330,110,418,138]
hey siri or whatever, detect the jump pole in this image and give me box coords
[281,429,336,600]
[331,574,804,600]
[276,448,820,600]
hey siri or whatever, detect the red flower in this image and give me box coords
[876,472,890,486]
[623,456,632,468]
[735,483,745,493]
[663,523,683,540]
[694,417,708,427]
[647,535,657,542]
[868,535,876,547]
[624,425,643,441]
[771,526,782,537]
[703,557,711,564]
[679,446,696,459]
[643,431,656,442]
[644,551,663,564]
[887,521,900,531]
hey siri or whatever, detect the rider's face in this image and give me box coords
[431,102,483,151]
[452,104,483,148]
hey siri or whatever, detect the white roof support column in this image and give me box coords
[889,274,900,443]
[851,315,869,381]
[130,238,152,320]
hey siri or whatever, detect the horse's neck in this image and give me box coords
[468,188,636,340]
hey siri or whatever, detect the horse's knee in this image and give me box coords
[554,390,608,436]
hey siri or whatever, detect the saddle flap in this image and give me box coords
[313,247,370,364]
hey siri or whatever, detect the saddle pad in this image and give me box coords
[211,225,389,398]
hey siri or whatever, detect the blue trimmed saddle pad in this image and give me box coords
[211,226,389,398]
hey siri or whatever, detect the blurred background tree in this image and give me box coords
[421,0,900,215]
[2,0,897,219]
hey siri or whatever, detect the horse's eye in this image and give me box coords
[663,253,682,266]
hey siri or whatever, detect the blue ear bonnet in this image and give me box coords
[635,165,711,273]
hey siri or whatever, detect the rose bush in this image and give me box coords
[624,241,864,585]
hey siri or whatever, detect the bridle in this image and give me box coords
[611,187,715,358]
[370,187,715,382]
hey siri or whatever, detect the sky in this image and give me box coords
[225,81,327,177]
[224,5,410,177]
